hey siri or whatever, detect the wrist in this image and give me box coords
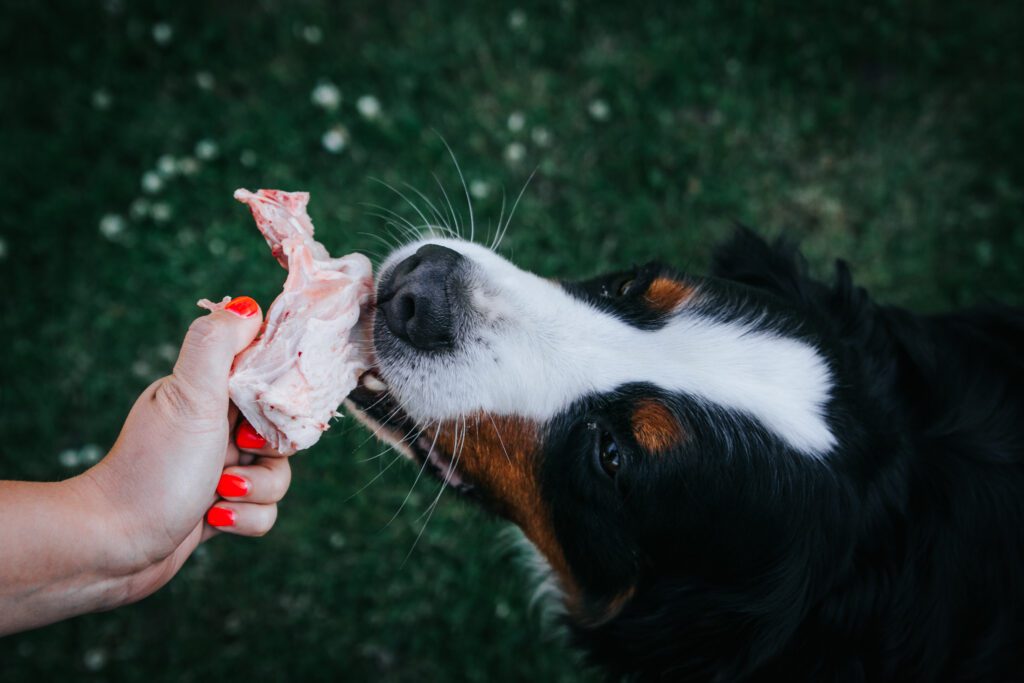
[0,476,133,635]
[63,468,142,609]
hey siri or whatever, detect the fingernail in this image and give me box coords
[225,296,259,318]
[217,473,250,498]
[207,506,235,527]
[236,419,267,449]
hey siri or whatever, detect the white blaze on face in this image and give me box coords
[376,239,837,459]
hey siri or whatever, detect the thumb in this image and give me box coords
[172,296,263,399]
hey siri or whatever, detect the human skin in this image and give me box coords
[0,296,290,635]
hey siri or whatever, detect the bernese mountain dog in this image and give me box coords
[346,228,1024,681]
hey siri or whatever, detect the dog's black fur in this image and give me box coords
[562,230,1024,681]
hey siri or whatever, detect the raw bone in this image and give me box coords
[200,189,373,454]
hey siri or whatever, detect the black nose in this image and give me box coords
[378,244,465,351]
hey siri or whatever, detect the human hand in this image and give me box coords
[1,296,298,635]
[77,296,292,602]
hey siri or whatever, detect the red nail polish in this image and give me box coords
[225,296,259,318]
[207,506,235,527]
[236,419,267,449]
[217,473,250,498]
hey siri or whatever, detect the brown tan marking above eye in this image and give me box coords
[428,415,576,593]
[643,277,695,312]
[631,399,685,453]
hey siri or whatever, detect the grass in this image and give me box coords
[1,0,1022,680]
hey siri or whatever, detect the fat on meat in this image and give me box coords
[199,189,373,454]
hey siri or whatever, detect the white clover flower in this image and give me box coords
[0,237,7,261]
[152,22,173,45]
[131,359,152,379]
[195,139,218,160]
[302,25,323,44]
[531,126,552,147]
[508,9,527,30]
[976,240,995,266]
[99,213,126,239]
[130,198,151,219]
[356,94,381,120]
[321,126,348,154]
[504,142,526,164]
[83,647,107,672]
[195,71,215,91]
[157,342,178,363]
[328,531,347,548]
[79,444,103,465]
[141,171,163,194]
[177,227,196,246]
[178,156,199,176]
[91,89,112,111]
[58,449,80,468]
[224,613,243,635]
[495,601,512,619]
[507,111,525,133]
[156,154,177,177]
[208,238,227,255]
[588,98,611,121]
[469,179,491,199]
[311,82,341,110]
[239,149,258,167]
[151,202,172,223]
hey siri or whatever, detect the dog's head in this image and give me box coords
[347,229,864,675]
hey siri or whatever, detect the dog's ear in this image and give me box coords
[710,225,811,301]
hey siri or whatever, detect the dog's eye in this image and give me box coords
[597,431,621,477]
[617,278,635,297]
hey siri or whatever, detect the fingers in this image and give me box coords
[217,455,291,505]
[234,418,291,457]
[173,296,263,400]
[205,455,290,537]
[206,502,278,537]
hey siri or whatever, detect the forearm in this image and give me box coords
[0,476,130,636]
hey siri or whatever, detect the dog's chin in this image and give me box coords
[344,374,476,496]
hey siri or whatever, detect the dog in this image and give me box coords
[345,228,1024,681]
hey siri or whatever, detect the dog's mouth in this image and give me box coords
[344,370,476,496]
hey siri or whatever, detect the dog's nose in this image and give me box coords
[378,244,464,351]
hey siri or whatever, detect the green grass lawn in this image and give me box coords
[2,1,1022,680]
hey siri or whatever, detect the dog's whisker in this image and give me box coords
[345,450,407,501]
[354,411,424,464]
[382,419,443,529]
[432,172,463,239]
[347,406,427,499]
[493,167,536,253]
[487,413,514,466]
[413,415,465,526]
[370,177,436,245]
[349,395,409,453]
[489,188,509,252]
[402,182,458,240]
[438,136,475,244]
[402,415,469,566]
[361,204,426,247]
[358,227,406,256]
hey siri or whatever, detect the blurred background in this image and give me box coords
[2,0,1022,680]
